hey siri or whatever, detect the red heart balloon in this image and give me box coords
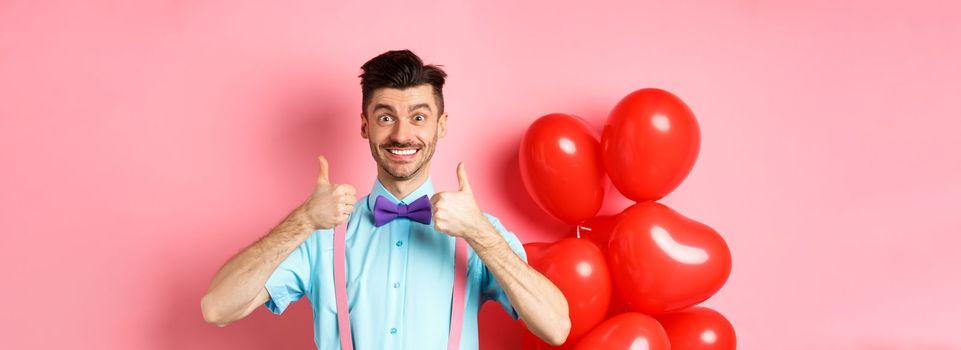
[601,88,700,201]
[573,312,670,350]
[522,239,612,348]
[656,307,736,350]
[608,202,731,314]
[520,113,608,225]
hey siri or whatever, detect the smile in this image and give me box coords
[387,149,418,156]
[384,147,421,161]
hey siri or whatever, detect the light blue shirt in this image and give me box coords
[264,177,527,349]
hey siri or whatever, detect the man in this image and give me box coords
[200,50,570,349]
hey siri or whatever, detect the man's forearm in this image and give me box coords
[201,206,316,325]
[466,229,571,346]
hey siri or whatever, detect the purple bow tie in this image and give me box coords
[372,195,432,227]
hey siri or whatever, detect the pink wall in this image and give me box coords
[2,1,960,349]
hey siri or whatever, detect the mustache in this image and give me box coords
[380,142,423,149]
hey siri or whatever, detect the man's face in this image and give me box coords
[361,84,447,180]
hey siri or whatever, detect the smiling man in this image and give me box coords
[200,50,570,349]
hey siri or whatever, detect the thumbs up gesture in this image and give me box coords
[301,156,357,230]
[431,162,493,239]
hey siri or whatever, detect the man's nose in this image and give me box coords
[389,119,414,143]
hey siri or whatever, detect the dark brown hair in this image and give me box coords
[359,50,447,115]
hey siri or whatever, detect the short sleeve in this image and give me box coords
[263,230,320,315]
[479,213,528,320]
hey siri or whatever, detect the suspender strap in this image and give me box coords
[448,238,468,350]
[332,224,468,350]
[332,224,353,350]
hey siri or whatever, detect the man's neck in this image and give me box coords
[377,167,430,201]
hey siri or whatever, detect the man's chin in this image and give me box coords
[381,164,419,180]
[376,151,429,180]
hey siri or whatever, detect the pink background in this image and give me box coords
[2,1,959,349]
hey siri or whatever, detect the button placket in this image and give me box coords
[385,213,411,347]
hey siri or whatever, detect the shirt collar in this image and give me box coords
[366,176,435,211]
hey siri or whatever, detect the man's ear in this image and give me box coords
[438,112,448,138]
[360,113,369,139]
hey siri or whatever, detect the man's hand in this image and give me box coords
[431,162,494,239]
[432,163,571,345]
[202,156,353,327]
[301,155,357,230]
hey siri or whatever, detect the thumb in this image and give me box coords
[317,155,330,185]
[456,161,471,193]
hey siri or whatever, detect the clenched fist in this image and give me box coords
[301,156,357,230]
[430,162,494,239]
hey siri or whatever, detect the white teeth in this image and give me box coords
[388,149,417,155]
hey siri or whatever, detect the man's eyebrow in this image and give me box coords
[372,103,397,113]
[409,103,432,113]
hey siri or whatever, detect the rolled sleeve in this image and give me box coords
[263,230,319,315]
[479,213,528,320]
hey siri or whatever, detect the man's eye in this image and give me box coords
[379,115,393,122]
[414,115,425,122]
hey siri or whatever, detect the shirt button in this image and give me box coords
[395,241,403,247]
[390,327,398,335]
[393,282,400,288]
